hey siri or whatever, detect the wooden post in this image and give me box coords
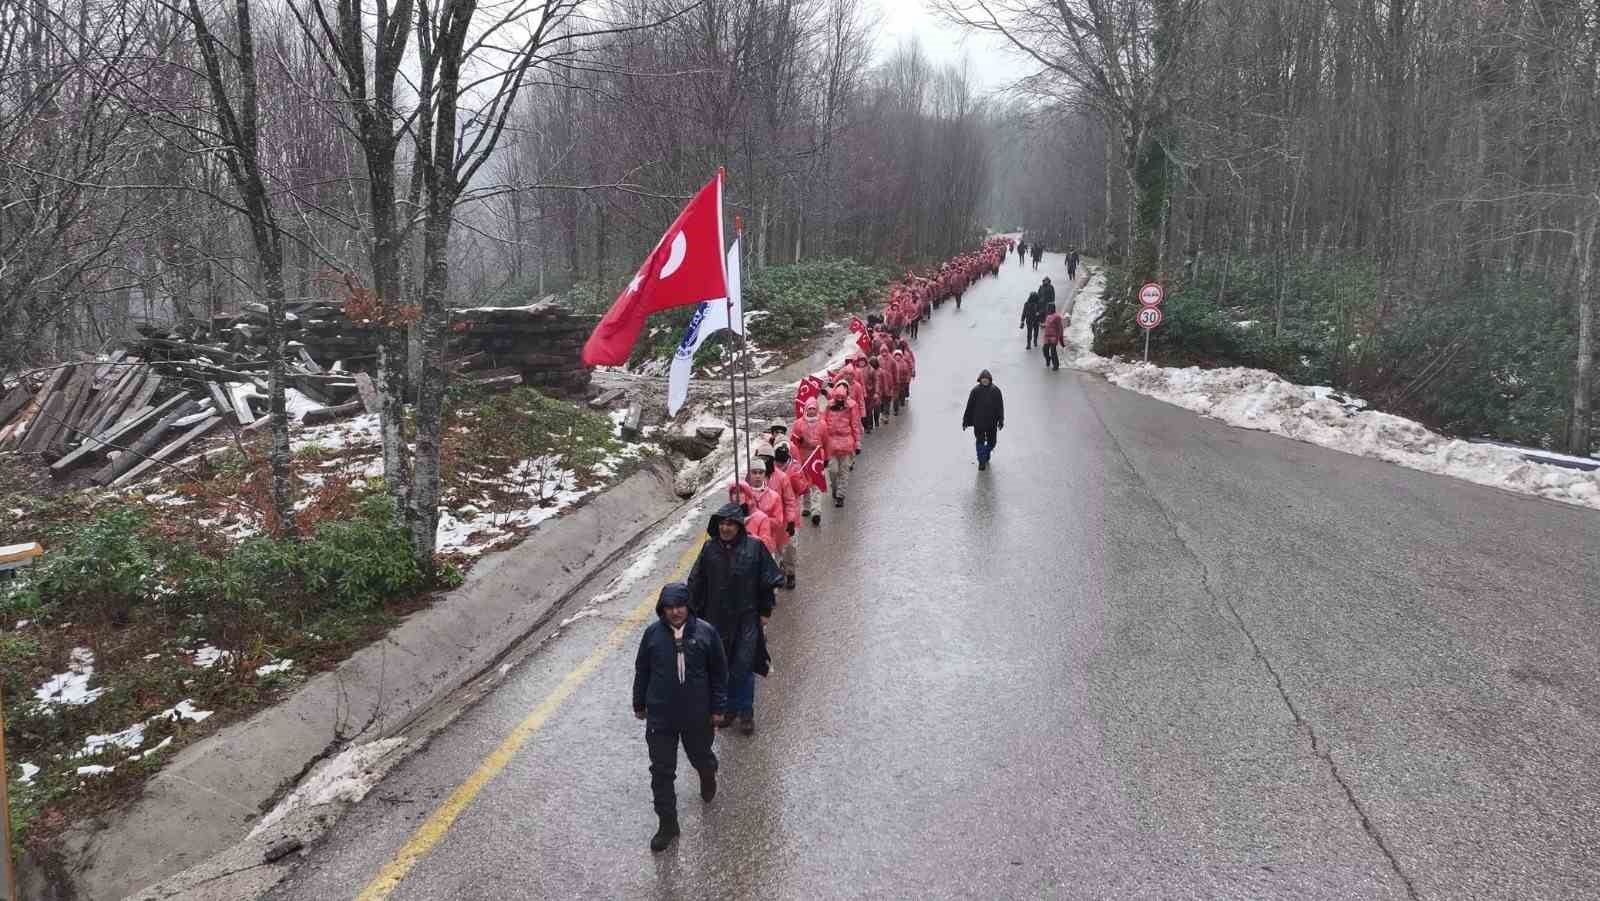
[2,683,17,901]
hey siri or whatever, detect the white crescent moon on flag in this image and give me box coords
[659,231,687,279]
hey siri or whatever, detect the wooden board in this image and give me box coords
[89,401,196,486]
[302,401,361,426]
[228,383,257,425]
[0,384,32,428]
[17,368,73,454]
[117,374,163,428]
[49,364,99,455]
[112,415,223,487]
[47,394,186,475]
[205,381,234,419]
[0,542,42,568]
[80,364,142,439]
[354,372,381,415]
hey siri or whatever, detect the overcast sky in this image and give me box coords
[872,0,1024,93]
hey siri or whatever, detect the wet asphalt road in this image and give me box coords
[268,251,1599,900]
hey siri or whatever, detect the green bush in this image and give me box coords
[4,507,157,622]
[299,495,421,611]
[744,258,889,347]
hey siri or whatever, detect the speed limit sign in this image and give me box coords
[1139,282,1165,307]
[1136,307,1164,330]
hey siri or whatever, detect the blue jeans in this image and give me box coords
[975,428,997,463]
[729,669,755,715]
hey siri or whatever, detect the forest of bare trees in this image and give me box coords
[1,0,1000,561]
[945,0,1599,455]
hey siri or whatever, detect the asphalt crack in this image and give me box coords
[1081,388,1421,900]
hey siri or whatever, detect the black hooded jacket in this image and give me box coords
[632,584,728,726]
[1020,292,1044,326]
[687,503,784,627]
[963,376,1005,432]
[1038,279,1056,308]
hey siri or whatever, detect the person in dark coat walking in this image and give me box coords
[1017,240,1028,264]
[687,503,784,735]
[1067,249,1080,281]
[1019,291,1044,349]
[633,582,728,852]
[1037,276,1056,311]
[961,370,1005,470]
[1031,242,1044,269]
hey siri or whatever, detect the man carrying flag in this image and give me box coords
[583,172,728,367]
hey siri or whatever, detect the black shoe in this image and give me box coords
[810,513,821,526]
[650,814,680,852]
[699,769,717,803]
[834,497,844,508]
[978,459,988,471]
[785,573,796,590]
[739,712,755,736]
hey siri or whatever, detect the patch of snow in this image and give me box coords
[248,737,407,839]
[18,762,39,784]
[34,648,107,708]
[255,658,294,677]
[15,619,30,630]
[129,736,173,762]
[160,699,213,723]
[76,764,115,777]
[142,653,161,661]
[293,412,380,453]
[1064,272,1600,511]
[558,608,604,629]
[191,644,234,669]
[284,388,322,422]
[79,722,148,757]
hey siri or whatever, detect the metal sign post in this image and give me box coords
[1,684,17,901]
[1136,303,1164,363]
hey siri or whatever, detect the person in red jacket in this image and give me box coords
[1041,302,1066,371]
[889,349,910,415]
[855,355,879,434]
[822,385,858,507]
[898,339,917,400]
[872,354,894,425]
[752,440,799,589]
[844,357,869,448]
[789,398,827,526]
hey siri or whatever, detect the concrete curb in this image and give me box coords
[43,458,690,901]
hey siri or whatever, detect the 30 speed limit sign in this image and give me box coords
[1136,306,1164,330]
[1138,282,1165,307]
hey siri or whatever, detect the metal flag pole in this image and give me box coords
[725,295,742,496]
[735,217,752,469]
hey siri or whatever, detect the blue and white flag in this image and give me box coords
[667,238,744,415]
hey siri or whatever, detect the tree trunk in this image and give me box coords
[1569,210,1596,455]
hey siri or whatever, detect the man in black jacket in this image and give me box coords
[961,369,1005,470]
[633,582,728,852]
[1019,291,1044,349]
[687,503,784,736]
[1038,276,1056,310]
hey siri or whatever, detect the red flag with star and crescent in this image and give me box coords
[794,375,824,418]
[582,172,727,366]
[802,446,828,492]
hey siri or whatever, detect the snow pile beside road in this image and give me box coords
[1065,272,1600,510]
[249,737,407,839]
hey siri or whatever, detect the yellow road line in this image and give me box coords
[357,535,705,901]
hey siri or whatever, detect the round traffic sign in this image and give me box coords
[1136,306,1164,330]
[1139,282,1165,307]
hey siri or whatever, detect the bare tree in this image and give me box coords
[185,0,297,531]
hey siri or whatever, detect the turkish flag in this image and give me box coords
[802,446,828,492]
[582,173,727,366]
[855,332,871,353]
[793,376,823,418]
